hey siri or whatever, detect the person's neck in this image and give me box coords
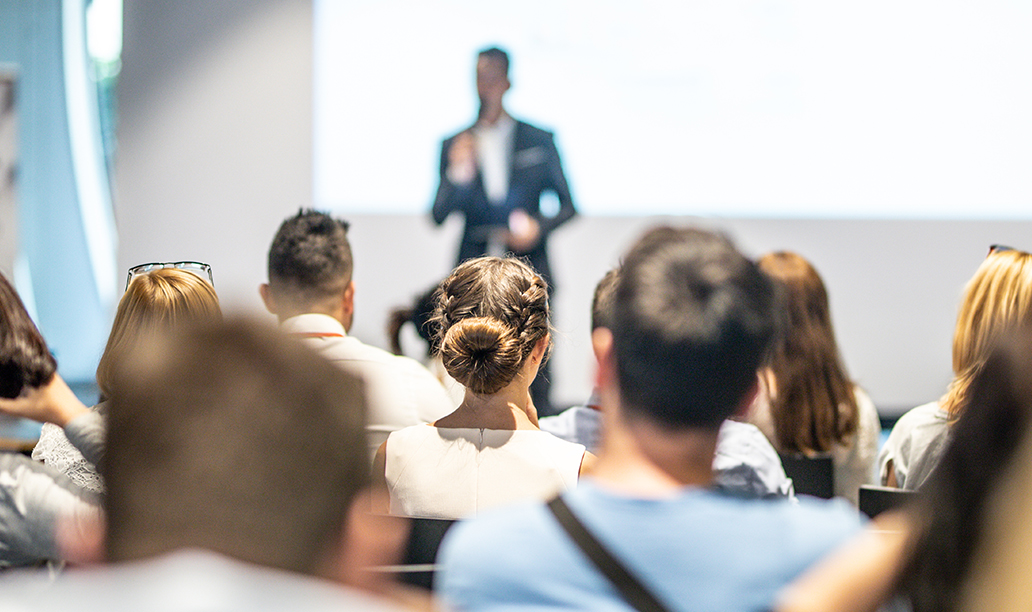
[477,104,508,127]
[591,410,717,497]
[279,306,347,329]
[435,373,538,430]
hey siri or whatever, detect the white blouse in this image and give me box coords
[384,425,585,519]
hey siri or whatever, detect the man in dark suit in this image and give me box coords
[431,47,576,416]
[431,47,576,293]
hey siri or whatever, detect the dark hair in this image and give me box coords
[433,257,549,395]
[895,326,1032,612]
[266,209,353,306]
[758,252,858,453]
[103,318,369,575]
[0,271,56,398]
[591,268,620,331]
[478,46,510,76]
[613,226,776,429]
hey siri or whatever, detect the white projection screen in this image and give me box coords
[315,0,1032,219]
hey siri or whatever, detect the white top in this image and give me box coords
[538,403,602,452]
[877,400,950,490]
[749,384,881,505]
[33,404,106,494]
[540,400,793,498]
[282,314,456,461]
[474,114,516,204]
[714,420,795,499]
[385,425,585,519]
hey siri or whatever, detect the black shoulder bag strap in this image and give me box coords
[547,496,673,612]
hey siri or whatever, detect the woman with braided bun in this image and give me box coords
[372,257,593,519]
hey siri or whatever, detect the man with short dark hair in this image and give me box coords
[438,226,861,611]
[0,320,409,610]
[260,209,454,458]
[540,265,792,498]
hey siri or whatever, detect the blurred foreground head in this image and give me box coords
[612,226,776,429]
[103,318,368,577]
[901,325,1032,612]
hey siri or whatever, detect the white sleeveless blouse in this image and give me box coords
[385,425,586,519]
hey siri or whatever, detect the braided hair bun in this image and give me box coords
[433,257,550,395]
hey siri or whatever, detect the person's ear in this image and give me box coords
[259,283,277,315]
[341,281,356,331]
[592,327,615,391]
[730,376,761,420]
[598,324,610,381]
[532,334,549,363]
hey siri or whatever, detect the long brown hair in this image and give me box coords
[759,252,858,453]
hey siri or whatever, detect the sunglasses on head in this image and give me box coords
[126,261,214,291]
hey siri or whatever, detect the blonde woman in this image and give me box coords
[879,246,1032,489]
[32,265,221,493]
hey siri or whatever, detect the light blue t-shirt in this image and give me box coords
[438,480,862,612]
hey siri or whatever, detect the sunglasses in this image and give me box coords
[126,261,214,291]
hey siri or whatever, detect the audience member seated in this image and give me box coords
[260,209,455,460]
[373,256,592,519]
[0,269,99,567]
[776,326,1032,612]
[33,265,221,494]
[543,267,793,498]
[437,227,861,611]
[747,252,880,504]
[0,319,414,611]
[879,245,1032,490]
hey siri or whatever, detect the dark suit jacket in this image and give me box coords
[431,120,576,289]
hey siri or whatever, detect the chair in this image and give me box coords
[778,452,835,499]
[397,517,457,590]
[858,485,916,519]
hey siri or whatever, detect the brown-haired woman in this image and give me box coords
[0,270,57,400]
[747,252,880,505]
[373,257,593,519]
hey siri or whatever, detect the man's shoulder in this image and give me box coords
[438,485,861,611]
[437,498,566,602]
[514,119,555,142]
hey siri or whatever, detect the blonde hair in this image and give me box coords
[96,268,221,400]
[944,249,1032,420]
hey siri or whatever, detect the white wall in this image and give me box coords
[347,214,1032,417]
[118,0,1032,417]
[117,0,312,314]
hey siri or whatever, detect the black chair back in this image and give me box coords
[858,485,916,519]
[398,517,457,590]
[779,452,835,499]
